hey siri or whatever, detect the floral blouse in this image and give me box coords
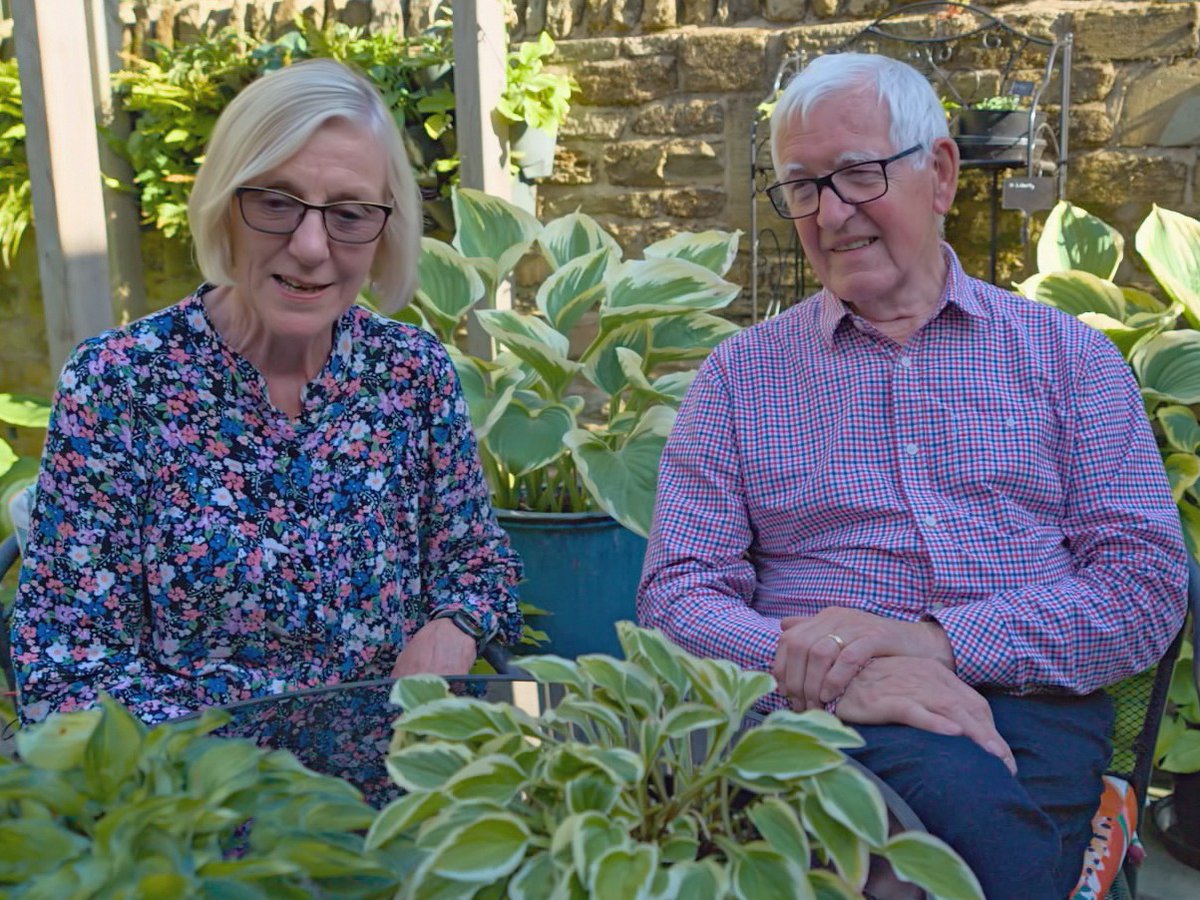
[12,287,522,724]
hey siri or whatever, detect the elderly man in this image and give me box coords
[637,52,1187,897]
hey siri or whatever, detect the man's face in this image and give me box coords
[774,88,958,310]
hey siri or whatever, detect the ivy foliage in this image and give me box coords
[112,16,459,243]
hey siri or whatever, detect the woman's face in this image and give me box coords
[227,118,389,344]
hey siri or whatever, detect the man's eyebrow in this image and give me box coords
[777,149,885,179]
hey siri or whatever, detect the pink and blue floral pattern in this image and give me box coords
[11,286,522,724]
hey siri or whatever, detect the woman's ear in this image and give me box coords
[929,136,960,216]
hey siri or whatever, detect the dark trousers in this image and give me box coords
[848,691,1113,900]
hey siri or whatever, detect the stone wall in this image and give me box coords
[1,0,1198,402]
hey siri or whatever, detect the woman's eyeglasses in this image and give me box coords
[235,186,392,244]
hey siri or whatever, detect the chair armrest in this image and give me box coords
[480,641,527,677]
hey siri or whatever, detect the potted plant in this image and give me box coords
[944,94,1043,163]
[403,188,742,657]
[371,621,984,898]
[495,32,578,179]
[1154,637,1200,865]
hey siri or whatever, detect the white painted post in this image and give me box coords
[452,0,513,358]
[12,0,114,372]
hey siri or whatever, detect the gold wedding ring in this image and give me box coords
[825,633,846,651]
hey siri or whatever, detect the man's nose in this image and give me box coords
[814,183,856,229]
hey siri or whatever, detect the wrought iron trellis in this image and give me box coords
[749,1,1073,322]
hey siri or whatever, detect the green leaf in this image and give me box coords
[0,393,51,427]
[0,820,88,880]
[1016,270,1125,320]
[806,869,863,899]
[1161,728,1200,773]
[655,860,728,898]
[1136,205,1200,327]
[801,793,868,890]
[387,742,476,791]
[0,439,15,480]
[600,258,741,329]
[762,710,866,750]
[812,764,888,846]
[536,247,611,335]
[643,229,743,276]
[445,754,528,803]
[746,796,811,868]
[566,774,621,814]
[1075,312,1163,360]
[1159,406,1200,453]
[576,654,662,716]
[509,851,560,900]
[427,813,530,883]
[486,395,576,477]
[393,697,535,742]
[1133,331,1200,404]
[1165,452,1200,502]
[449,349,520,440]
[452,187,540,266]
[390,674,453,711]
[538,211,622,269]
[726,724,845,780]
[661,703,728,739]
[616,624,690,700]
[646,313,740,365]
[589,844,658,900]
[564,405,675,537]
[514,654,586,689]
[366,791,450,850]
[882,832,985,900]
[476,309,581,398]
[730,843,813,900]
[1036,201,1124,278]
[17,707,103,771]
[414,239,486,339]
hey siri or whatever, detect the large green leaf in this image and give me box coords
[800,793,868,890]
[1136,205,1200,327]
[600,258,741,329]
[448,350,520,440]
[476,309,580,398]
[451,187,540,266]
[563,405,675,536]
[536,247,611,335]
[17,708,103,771]
[538,211,621,269]
[643,229,743,276]
[646,313,741,364]
[1133,330,1200,404]
[1158,405,1200,453]
[414,239,486,339]
[508,852,559,900]
[730,844,812,900]
[0,393,51,428]
[882,832,985,900]
[811,765,887,846]
[1016,271,1125,320]
[726,725,845,781]
[655,860,728,898]
[1036,201,1124,278]
[1075,312,1163,360]
[617,349,696,408]
[0,439,15,480]
[1164,452,1200,502]
[486,395,576,477]
[589,844,657,900]
[387,742,475,791]
[365,791,449,851]
[746,796,811,868]
[582,322,651,396]
[428,813,530,883]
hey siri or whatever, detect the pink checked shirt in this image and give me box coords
[638,247,1186,709]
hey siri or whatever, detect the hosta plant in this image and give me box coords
[1016,200,1200,772]
[370,621,983,899]
[0,696,394,896]
[406,188,743,536]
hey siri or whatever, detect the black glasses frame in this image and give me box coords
[764,144,923,220]
[234,186,393,244]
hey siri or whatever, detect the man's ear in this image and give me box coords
[929,136,960,216]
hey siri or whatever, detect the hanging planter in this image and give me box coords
[510,122,558,180]
[953,107,1045,164]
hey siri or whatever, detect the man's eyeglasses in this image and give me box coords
[764,144,922,220]
[234,187,393,244]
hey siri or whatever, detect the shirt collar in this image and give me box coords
[814,242,990,346]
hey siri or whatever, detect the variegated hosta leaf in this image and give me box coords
[476,309,582,398]
[1164,452,1200,502]
[366,791,449,851]
[761,709,866,750]
[576,655,662,717]
[1136,204,1200,327]
[414,238,486,339]
[486,394,576,477]
[563,405,676,537]
[646,313,741,365]
[616,348,697,407]
[536,247,611,335]
[615,621,690,699]
[447,348,519,439]
[583,322,651,397]
[386,742,474,791]
[643,229,743,277]
[508,852,558,900]
[730,843,814,900]
[746,796,811,868]
[0,439,15,480]
[1016,271,1125,321]
[800,792,869,890]
[425,813,531,883]
[588,843,658,900]
[1036,200,1124,279]
[570,813,632,889]
[725,725,844,781]
[1157,404,1200,453]
[17,708,103,771]
[1122,285,1170,315]
[451,187,541,275]
[389,674,452,712]
[1133,331,1200,404]
[538,210,622,270]
[600,258,741,329]
[0,393,52,428]
[655,859,728,898]
[811,764,888,847]
[882,832,985,900]
[1075,313,1162,361]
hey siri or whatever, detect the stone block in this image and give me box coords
[632,100,724,136]
[780,22,867,58]
[584,0,639,34]
[809,0,839,19]
[544,0,578,37]
[575,57,677,106]
[1067,151,1187,214]
[680,30,770,93]
[623,34,680,57]
[562,108,629,141]
[662,188,727,219]
[842,0,889,18]
[715,0,758,25]
[605,139,721,186]
[540,188,660,220]
[545,147,597,185]
[1075,6,1198,62]
[681,0,715,27]
[1118,60,1200,148]
[765,0,809,22]
[642,0,676,31]
[555,37,620,63]
[663,140,724,182]
[1069,103,1115,149]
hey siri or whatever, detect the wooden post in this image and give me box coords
[12,0,114,372]
[87,0,147,324]
[452,0,513,358]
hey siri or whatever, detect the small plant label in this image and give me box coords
[1002,176,1056,213]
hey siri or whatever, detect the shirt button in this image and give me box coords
[922,514,937,527]
[929,602,946,611]
[899,356,913,369]
[904,443,919,456]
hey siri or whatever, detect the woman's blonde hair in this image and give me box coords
[189,58,420,312]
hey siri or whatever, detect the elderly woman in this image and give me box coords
[11,59,522,725]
